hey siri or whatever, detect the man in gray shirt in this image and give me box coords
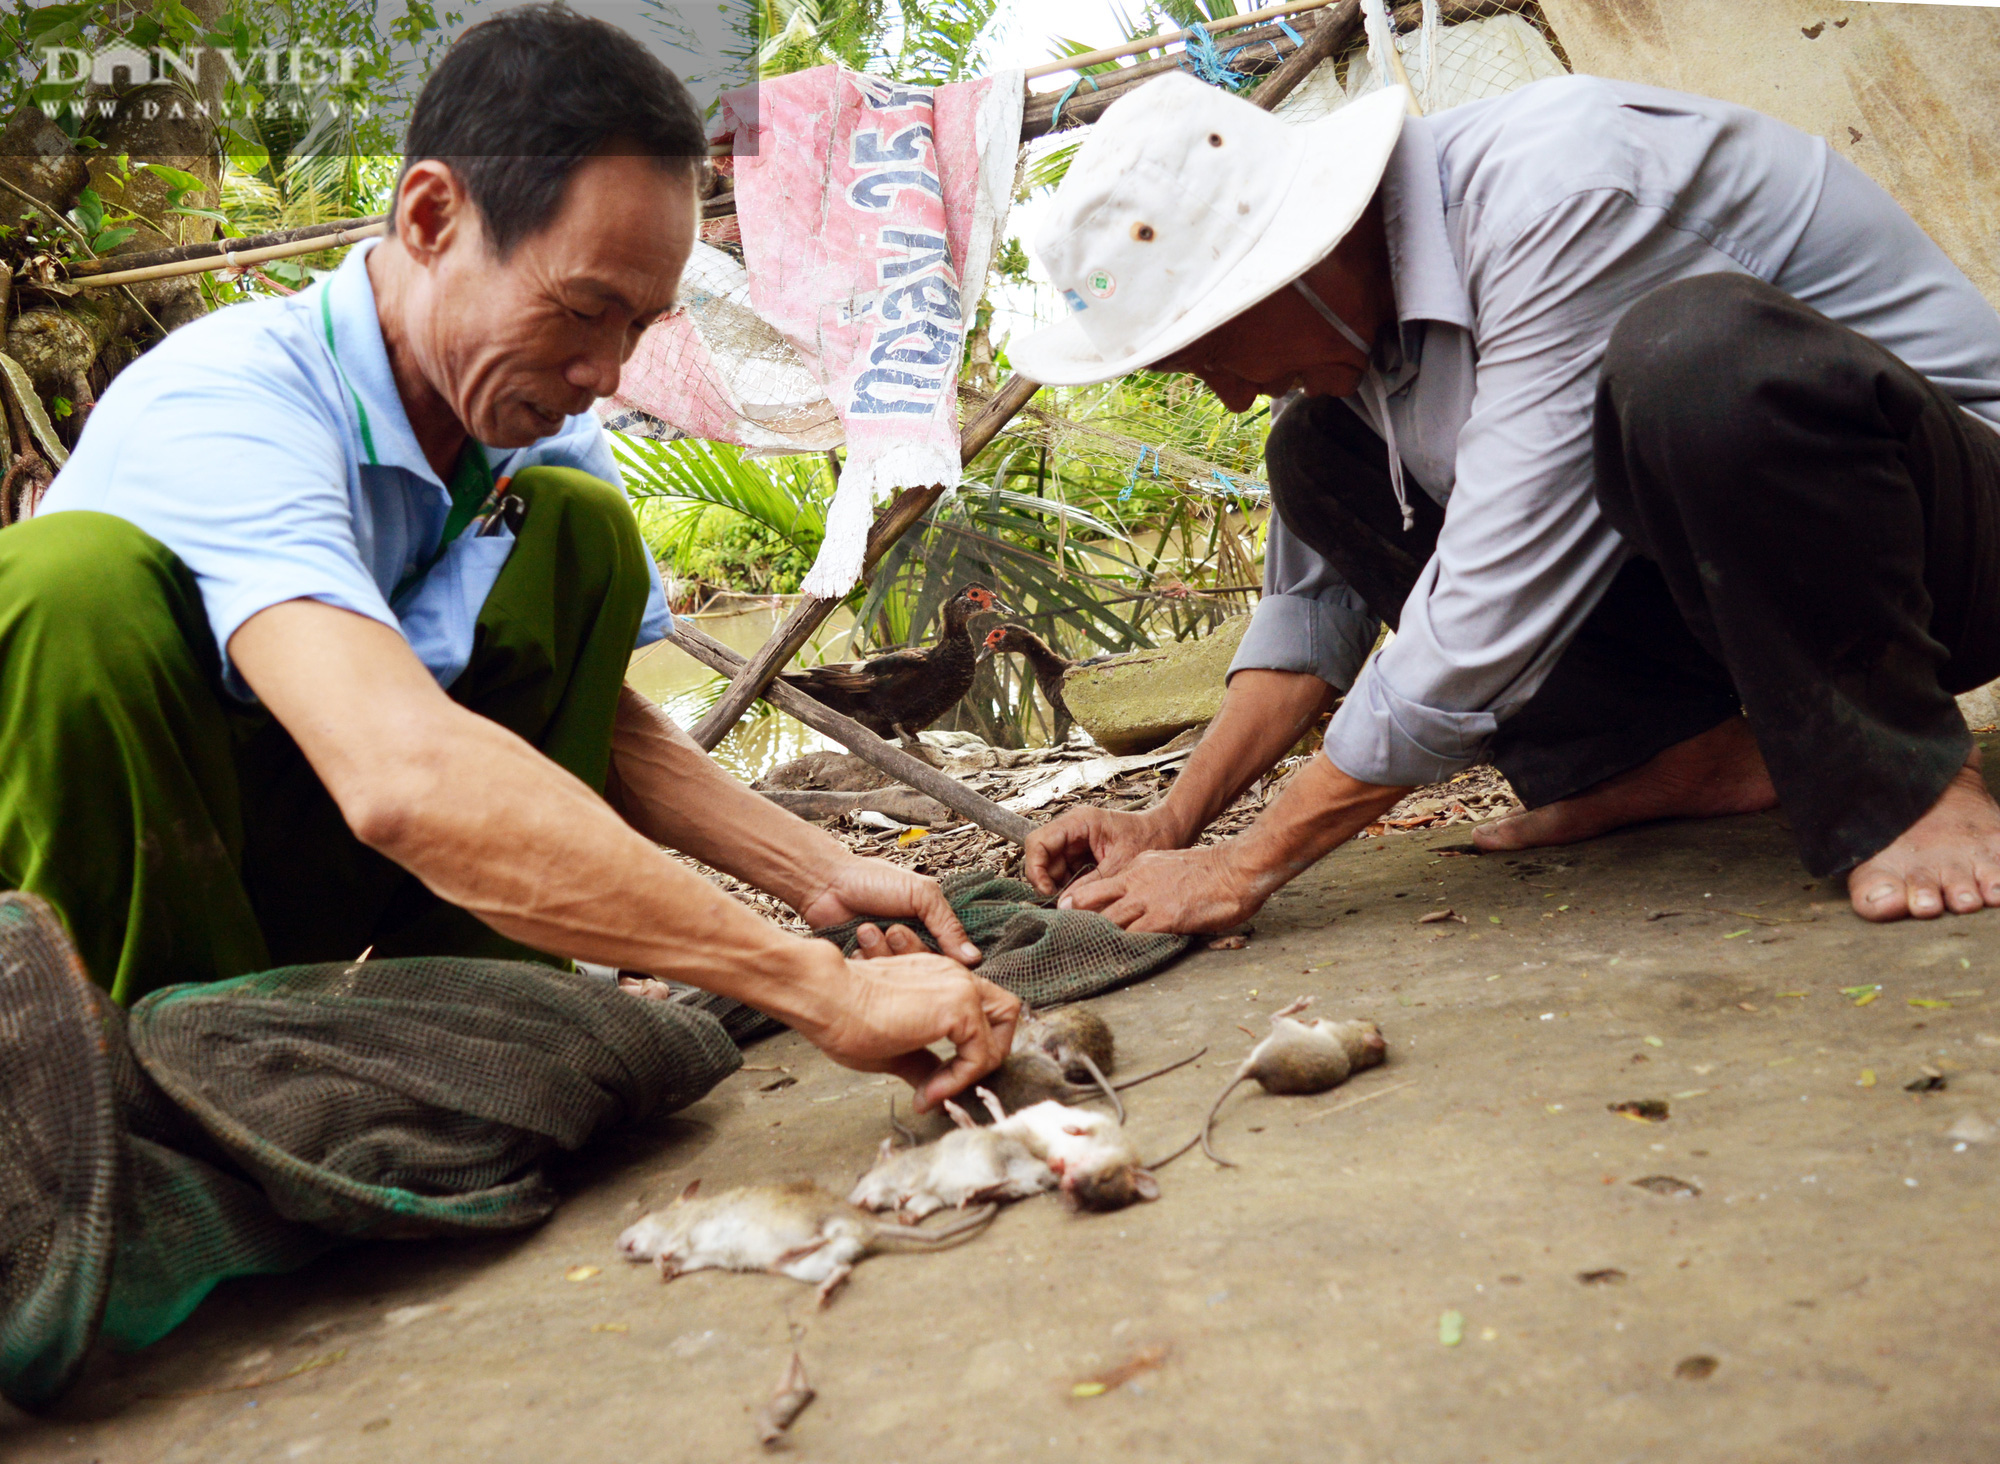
[1010,72,2000,929]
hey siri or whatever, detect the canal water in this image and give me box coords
[625,598,855,782]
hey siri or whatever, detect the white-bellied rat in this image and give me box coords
[1164,997,1386,1167]
[617,1178,997,1306]
[853,1090,1161,1217]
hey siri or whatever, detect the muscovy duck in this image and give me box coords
[779,585,1005,745]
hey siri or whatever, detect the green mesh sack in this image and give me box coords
[0,893,741,1411]
[0,894,122,1411]
[126,957,739,1240]
[676,870,1194,1041]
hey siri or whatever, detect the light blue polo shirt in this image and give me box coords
[39,239,671,699]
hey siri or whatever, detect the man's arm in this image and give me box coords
[230,599,1015,1110]
[604,685,981,963]
[1025,668,1333,895]
[1058,753,1410,932]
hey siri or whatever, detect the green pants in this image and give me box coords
[0,467,653,1005]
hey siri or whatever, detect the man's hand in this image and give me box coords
[793,947,1020,1112]
[1057,843,1265,932]
[1065,755,1410,933]
[1025,805,1185,896]
[1025,669,1336,897]
[795,855,982,966]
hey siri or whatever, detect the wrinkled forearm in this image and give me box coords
[1220,752,1409,900]
[231,602,852,1029]
[1153,669,1337,843]
[360,700,849,1025]
[605,684,849,915]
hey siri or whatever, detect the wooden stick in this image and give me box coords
[1020,0,1498,134]
[65,215,387,277]
[72,221,387,289]
[689,372,1041,751]
[1250,0,1362,108]
[1021,0,1349,79]
[1021,7,1340,139]
[667,623,1036,844]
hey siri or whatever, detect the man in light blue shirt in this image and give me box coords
[0,6,1017,1111]
[1014,72,2000,931]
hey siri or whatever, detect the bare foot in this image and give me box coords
[1847,751,2000,921]
[1473,717,1778,853]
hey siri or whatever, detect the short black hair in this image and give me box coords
[397,4,707,256]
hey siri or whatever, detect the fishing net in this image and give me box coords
[0,892,740,1411]
[674,869,1194,1042]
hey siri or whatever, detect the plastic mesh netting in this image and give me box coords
[0,893,741,1410]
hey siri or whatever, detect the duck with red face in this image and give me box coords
[781,585,1010,746]
[982,623,1077,742]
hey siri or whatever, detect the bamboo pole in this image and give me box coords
[1018,0,1499,140]
[690,372,1041,750]
[65,215,388,277]
[72,220,387,289]
[1022,8,1331,138]
[1020,0,1351,79]
[1249,0,1362,108]
[667,622,1037,844]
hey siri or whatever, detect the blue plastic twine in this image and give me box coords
[1123,444,1162,502]
[1048,71,1100,130]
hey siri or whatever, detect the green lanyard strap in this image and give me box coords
[319,280,507,603]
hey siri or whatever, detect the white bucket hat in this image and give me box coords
[1010,74,1408,388]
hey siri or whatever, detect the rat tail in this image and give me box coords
[870,1202,1000,1249]
[1074,1049,1125,1124]
[1109,1045,1209,1094]
[1145,1071,1249,1171]
[1199,1073,1253,1167]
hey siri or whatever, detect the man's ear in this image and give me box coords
[394,159,478,267]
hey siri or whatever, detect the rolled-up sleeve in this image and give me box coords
[1228,512,1379,690]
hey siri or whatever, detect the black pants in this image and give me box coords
[1266,273,2000,877]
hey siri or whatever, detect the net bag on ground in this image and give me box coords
[0,892,740,1410]
[676,870,1194,1041]
[125,956,739,1239]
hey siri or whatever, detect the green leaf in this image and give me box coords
[1439,1310,1464,1346]
[70,187,103,237]
[90,227,136,252]
[143,162,207,194]
[49,396,71,418]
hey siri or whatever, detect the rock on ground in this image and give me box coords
[1064,617,1251,755]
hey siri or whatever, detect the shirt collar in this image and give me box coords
[1378,116,1473,336]
[318,238,453,490]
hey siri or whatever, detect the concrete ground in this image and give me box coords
[9,759,2000,1462]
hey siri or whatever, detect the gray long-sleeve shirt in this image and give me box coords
[1229,76,2000,788]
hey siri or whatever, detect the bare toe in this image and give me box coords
[1980,862,2000,908]
[1906,873,1945,919]
[1850,869,1909,923]
[1942,866,1985,914]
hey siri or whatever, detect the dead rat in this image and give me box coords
[971,1002,1202,1123]
[854,1090,1161,1217]
[849,1124,1053,1219]
[1024,1004,1116,1082]
[977,1042,1206,1123]
[616,1178,997,1306]
[1164,997,1386,1168]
